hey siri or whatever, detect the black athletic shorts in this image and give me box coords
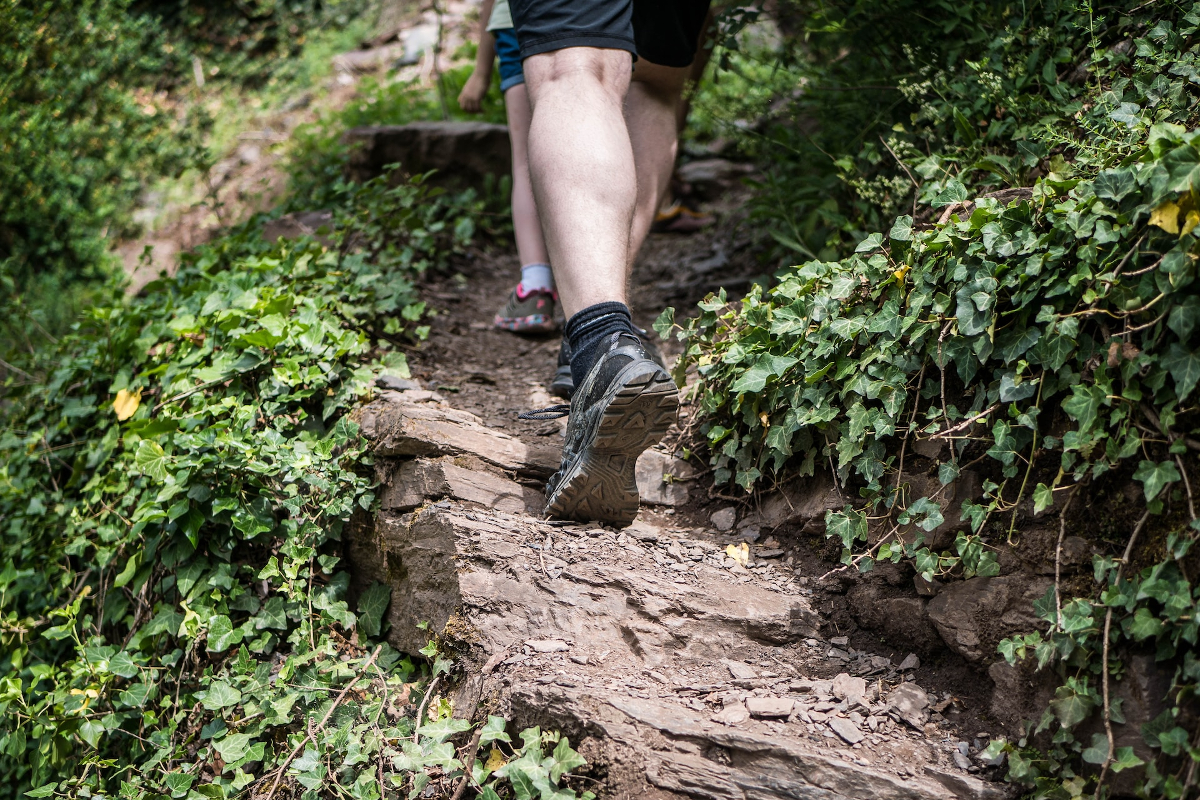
[510,0,712,68]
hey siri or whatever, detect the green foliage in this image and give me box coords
[0,0,203,292]
[0,174,590,800]
[670,0,1200,794]
[134,0,361,88]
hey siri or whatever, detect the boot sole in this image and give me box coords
[545,365,678,527]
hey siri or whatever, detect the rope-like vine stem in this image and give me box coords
[1094,510,1151,798]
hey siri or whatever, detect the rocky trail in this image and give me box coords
[308,147,1017,798]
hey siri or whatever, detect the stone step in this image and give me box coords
[346,502,1004,800]
[355,395,560,477]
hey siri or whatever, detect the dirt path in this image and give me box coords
[345,185,1012,799]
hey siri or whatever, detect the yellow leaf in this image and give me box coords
[1149,200,1181,234]
[484,747,506,772]
[893,265,910,282]
[724,542,750,567]
[1182,210,1200,237]
[113,388,142,421]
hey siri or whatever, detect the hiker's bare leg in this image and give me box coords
[503,83,551,269]
[625,60,690,271]
[523,47,635,319]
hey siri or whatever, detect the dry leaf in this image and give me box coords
[893,265,911,282]
[1182,210,1200,237]
[484,747,507,772]
[1149,200,1181,234]
[725,542,750,567]
[113,388,142,421]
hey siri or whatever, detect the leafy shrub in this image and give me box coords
[665,0,1200,794]
[134,0,360,87]
[0,174,590,800]
[0,0,202,292]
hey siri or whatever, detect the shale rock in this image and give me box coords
[848,583,943,653]
[887,682,931,729]
[354,396,559,477]
[378,456,535,513]
[634,449,695,506]
[926,575,1051,663]
[754,471,844,530]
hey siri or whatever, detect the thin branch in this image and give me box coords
[263,646,382,800]
[412,674,441,743]
[450,726,485,800]
[1053,485,1081,632]
[879,134,921,219]
[1177,454,1196,522]
[931,404,1000,440]
[1094,510,1151,798]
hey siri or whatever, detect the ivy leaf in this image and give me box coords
[1162,343,1200,401]
[933,178,969,208]
[356,581,391,639]
[999,372,1038,402]
[1032,484,1054,515]
[507,768,536,800]
[1167,296,1200,341]
[905,497,945,532]
[854,232,884,253]
[889,215,913,242]
[1081,732,1109,764]
[164,773,195,798]
[1133,459,1181,502]
[108,651,140,679]
[1062,384,1104,432]
[1123,607,1165,641]
[1093,168,1136,201]
[199,681,242,711]
[78,719,105,749]
[652,307,675,340]
[1149,200,1182,233]
[112,388,142,421]
[416,717,471,744]
[548,737,587,784]
[1051,685,1094,728]
[207,615,244,653]
[730,354,798,394]
[825,509,867,549]
[479,716,512,746]
[134,440,170,482]
[213,733,254,763]
[1111,746,1145,773]
[256,596,288,630]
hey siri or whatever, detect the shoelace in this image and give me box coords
[518,404,570,421]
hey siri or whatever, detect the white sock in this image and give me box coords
[519,263,554,293]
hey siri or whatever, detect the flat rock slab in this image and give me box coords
[347,499,1004,800]
[503,687,1004,800]
[355,396,559,477]
[379,456,535,514]
[344,122,512,189]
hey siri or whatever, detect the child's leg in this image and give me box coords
[504,83,552,287]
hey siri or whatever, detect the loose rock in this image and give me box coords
[829,717,865,744]
[711,507,736,531]
[746,697,795,719]
[831,673,868,705]
[887,683,931,729]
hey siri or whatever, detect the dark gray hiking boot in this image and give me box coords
[546,328,667,400]
[528,332,678,527]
